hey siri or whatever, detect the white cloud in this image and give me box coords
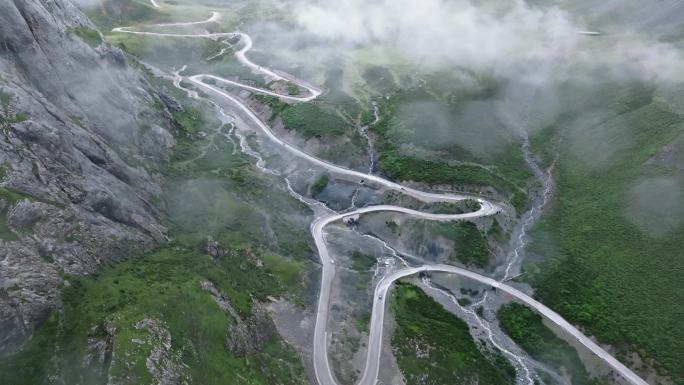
[292,0,684,82]
[294,0,580,72]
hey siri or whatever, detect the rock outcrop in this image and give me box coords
[201,278,276,357]
[132,317,191,385]
[0,0,176,355]
[226,303,275,356]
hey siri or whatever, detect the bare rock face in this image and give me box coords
[226,303,275,356]
[81,319,117,380]
[132,318,190,385]
[201,279,276,357]
[0,0,176,356]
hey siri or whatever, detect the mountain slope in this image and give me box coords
[0,0,176,356]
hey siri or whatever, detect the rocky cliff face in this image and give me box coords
[0,0,176,356]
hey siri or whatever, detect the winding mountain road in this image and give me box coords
[114,8,649,385]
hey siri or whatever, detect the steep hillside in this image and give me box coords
[527,79,684,384]
[0,0,176,356]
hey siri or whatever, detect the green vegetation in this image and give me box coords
[166,105,312,258]
[385,219,399,234]
[370,83,532,211]
[0,87,13,118]
[173,107,205,137]
[164,104,312,259]
[452,222,489,267]
[319,66,364,118]
[351,250,376,272]
[380,154,481,186]
[380,154,527,210]
[424,199,481,214]
[487,218,505,242]
[350,250,377,291]
[70,115,85,128]
[281,104,348,139]
[255,94,288,120]
[285,82,300,96]
[527,81,684,382]
[498,303,607,385]
[106,32,262,87]
[82,0,171,32]
[67,26,103,47]
[0,88,29,131]
[431,221,490,267]
[310,174,329,196]
[9,113,28,124]
[355,314,371,333]
[0,82,312,384]
[0,182,65,240]
[0,187,31,241]
[0,3,318,382]
[384,192,483,215]
[261,252,306,297]
[0,246,307,385]
[0,312,59,384]
[362,65,397,95]
[392,282,515,385]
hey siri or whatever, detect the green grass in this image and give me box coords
[285,82,300,96]
[385,219,399,234]
[163,102,312,258]
[350,250,376,292]
[255,94,289,121]
[362,65,397,95]
[0,87,13,118]
[0,312,59,385]
[379,154,528,211]
[0,187,33,241]
[431,221,491,267]
[370,81,532,211]
[281,104,348,139]
[487,219,506,242]
[261,252,306,301]
[91,1,252,83]
[0,87,29,130]
[318,65,364,118]
[0,184,66,240]
[163,103,312,259]
[67,26,102,47]
[451,222,489,267]
[422,199,481,214]
[392,282,515,385]
[84,0,163,32]
[498,303,608,385]
[527,80,684,383]
[172,106,206,137]
[106,33,252,84]
[0,84,312,384]
[0,245,308,385]
[351,250,376,272]
[355,314,371,333]
[310,174,329,196]
[7,113,28,124]
[0,187,25,203]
